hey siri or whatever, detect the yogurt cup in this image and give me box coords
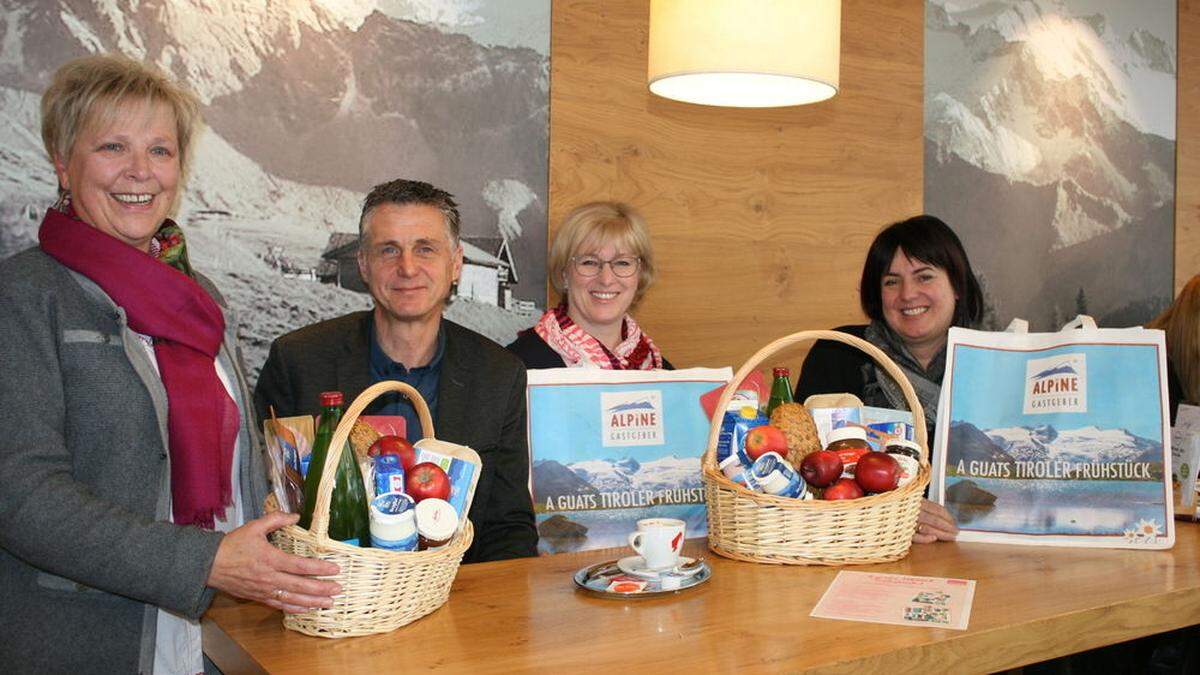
[369,492,418,551]
[750,452,807,499]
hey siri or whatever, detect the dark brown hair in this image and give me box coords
[859,215,983,328]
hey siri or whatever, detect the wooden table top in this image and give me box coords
[203,523,1200,674]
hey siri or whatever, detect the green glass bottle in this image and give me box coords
[299,391,371,546]
[766,367,794,417]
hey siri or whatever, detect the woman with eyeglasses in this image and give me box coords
[507,201,672,370]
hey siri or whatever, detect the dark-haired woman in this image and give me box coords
[794,214,982,543]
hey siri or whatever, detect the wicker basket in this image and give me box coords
[703,330,931,565]
[268,381,474,638]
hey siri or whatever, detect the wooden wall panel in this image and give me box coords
[1179,0,1200,293]
[551,0,1198,367]
[549,0,924,370]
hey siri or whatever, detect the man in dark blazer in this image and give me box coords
[255,179,537,563]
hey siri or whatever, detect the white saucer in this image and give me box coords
[616,555,702,579]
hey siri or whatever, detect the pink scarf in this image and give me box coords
[39,208,238,528]
[533,303,663,370]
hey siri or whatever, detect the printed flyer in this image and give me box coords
[526,367,731,554]
[931,325,1173,548]
[810,571,976,631]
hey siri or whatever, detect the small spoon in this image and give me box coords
[582,560,620,582]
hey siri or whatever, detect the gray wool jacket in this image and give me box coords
[0,247,269,674]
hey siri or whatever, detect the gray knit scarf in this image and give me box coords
[861,321,944,437]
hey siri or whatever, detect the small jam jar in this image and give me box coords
[884,438,922,487]
[825,426,871,476]
[415,498,458,550]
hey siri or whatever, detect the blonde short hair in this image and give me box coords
[548,201,657,305]
[1148,274,1200,405]
[41,54,202,186]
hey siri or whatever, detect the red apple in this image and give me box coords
[743,424,788,461]
[799,450,844,488]
[822,478,864,501]
[405,462,451,502]
[854,452,900,494]
[369,435,417,471]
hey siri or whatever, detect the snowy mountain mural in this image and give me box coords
[985,423,1162,464]
[925,0,1175,330]
[943,419,1169,541]
[532,454,706,554]
[946,419,1164,469]
[0,0,549,382]
[533,455,701,499]
[567,455,701,493]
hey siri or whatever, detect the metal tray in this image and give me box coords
[572,557,712,598]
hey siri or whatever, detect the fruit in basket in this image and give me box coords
[799,450,844,488]
[822,478,864,500]
[406,462,451,502]
[743,424,788,461]
[854,452,900,493]
[769,402,822,463]
[369,434,417,471]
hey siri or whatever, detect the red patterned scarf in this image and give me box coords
[533,302,663,370]
[39,208,238,528]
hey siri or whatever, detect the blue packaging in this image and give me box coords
[750,452,807,498]
[865,421,914,451]
[716,405,768,464]
[718,453,752,486]
[373,454,406,496]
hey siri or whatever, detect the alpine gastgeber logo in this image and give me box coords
[600,390,664,447]
[1023,353,1087,414]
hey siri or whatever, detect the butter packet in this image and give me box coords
[606,576,648,594]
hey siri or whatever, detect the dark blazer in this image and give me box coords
[254,311,538,563]
[793,324,872,403]
[506,329,675,370]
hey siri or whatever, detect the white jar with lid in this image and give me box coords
[415,498,458,550]
[884,438,922,488]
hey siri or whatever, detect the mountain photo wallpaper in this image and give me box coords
[924,0,1176,330]
[0,0,550,383]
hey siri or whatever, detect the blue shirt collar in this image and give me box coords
[367,314,447,377]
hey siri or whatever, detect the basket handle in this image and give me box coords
[704,330,929,461]
[309,381,436,540]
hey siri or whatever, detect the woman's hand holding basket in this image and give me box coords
[208,511,341,614]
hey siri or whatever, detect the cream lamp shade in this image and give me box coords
[648,0,841,107]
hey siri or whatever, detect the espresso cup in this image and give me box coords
[627,517,686,570]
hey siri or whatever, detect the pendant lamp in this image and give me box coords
[648,0,841,107]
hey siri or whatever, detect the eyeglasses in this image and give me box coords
[570,255,640,278]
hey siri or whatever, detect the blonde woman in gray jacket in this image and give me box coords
[0,54,339,674]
